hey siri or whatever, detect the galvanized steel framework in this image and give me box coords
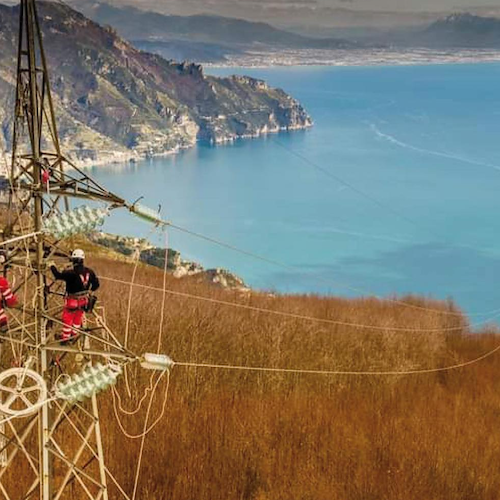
[1,1,137,498]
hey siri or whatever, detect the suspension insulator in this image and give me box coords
[55,363,122,404]
[130,204,166,226]
[140,353,174,371]
[42,206,108,239]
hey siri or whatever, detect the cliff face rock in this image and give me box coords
[0,2,312,166]
[90,232,250,291]
[197,75,311,144]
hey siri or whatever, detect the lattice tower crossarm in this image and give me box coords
[1,1,143,499]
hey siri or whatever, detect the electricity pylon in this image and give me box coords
[0,1,165,498]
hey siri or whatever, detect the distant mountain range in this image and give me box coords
[66,1,500,65]
[416,13,500,48]
[133,40,244,65]
[0,1,312,166]
[68,0,449,31]
[369,13,500,49]
[68,0,355,54]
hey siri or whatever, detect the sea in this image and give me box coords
[90,62,500,318]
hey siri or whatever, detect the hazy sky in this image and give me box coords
[113,0,500,12]
[70,0,500,29]
[330,0,500,11]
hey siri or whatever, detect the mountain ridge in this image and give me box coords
[0,1,312,167]
[68,0,448,30]
[68,0,355,50]
[331,12,500,51]
[419,13,500,48]
[66,1,500,65]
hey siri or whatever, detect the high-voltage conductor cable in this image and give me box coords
[99,276,500,333]
[20,167,491,321]
[110,181,475,318]
[173,340,500,376]
[271,138,444,242]
[165,222,499,318]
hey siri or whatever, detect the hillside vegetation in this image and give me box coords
[12,247,499,499]
[0,2,311,165]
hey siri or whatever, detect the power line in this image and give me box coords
[166,222,498,318]
[272,137,443,241]
[174,338,500,376]
[99,276,500,333]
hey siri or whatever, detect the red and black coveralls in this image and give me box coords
[0,277,18,330]
[51,265,99,342]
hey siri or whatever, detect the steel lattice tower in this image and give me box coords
[0,1,156,498]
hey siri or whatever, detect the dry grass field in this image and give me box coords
[61,253,500,500]
[2,242,499,499]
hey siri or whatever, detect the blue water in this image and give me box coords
[90,63,500,316]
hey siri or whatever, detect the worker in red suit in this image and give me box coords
[0,251,18,333]
[41,157,51,186]
[50,249,100,345]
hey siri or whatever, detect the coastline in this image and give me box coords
[85,61,500,316]
[89,232,250,292]
[69,143,191,170]
[205,47,500,69]
[66,121,313,170]
[65,53,497,170]
[2,54,493,172]
[0,121,313,173]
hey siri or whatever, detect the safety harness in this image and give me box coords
[65,272,91,310]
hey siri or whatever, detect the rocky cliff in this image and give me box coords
[89,232,249,291]
[0,2,312,166]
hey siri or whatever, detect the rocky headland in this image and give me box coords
[89,232,250,291]
[0,1,312,168]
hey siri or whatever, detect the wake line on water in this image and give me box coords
[295,226,414,245]
[370,124,500,172]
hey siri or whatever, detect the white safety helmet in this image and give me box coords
[71,249,85,261]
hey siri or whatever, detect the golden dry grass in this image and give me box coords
[4,250,500,499]
[81,255,500,500]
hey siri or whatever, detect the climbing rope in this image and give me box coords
[131,371,171,500]
[111,369,171,440]
[109,227,173,499]
[123,240,142,398]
